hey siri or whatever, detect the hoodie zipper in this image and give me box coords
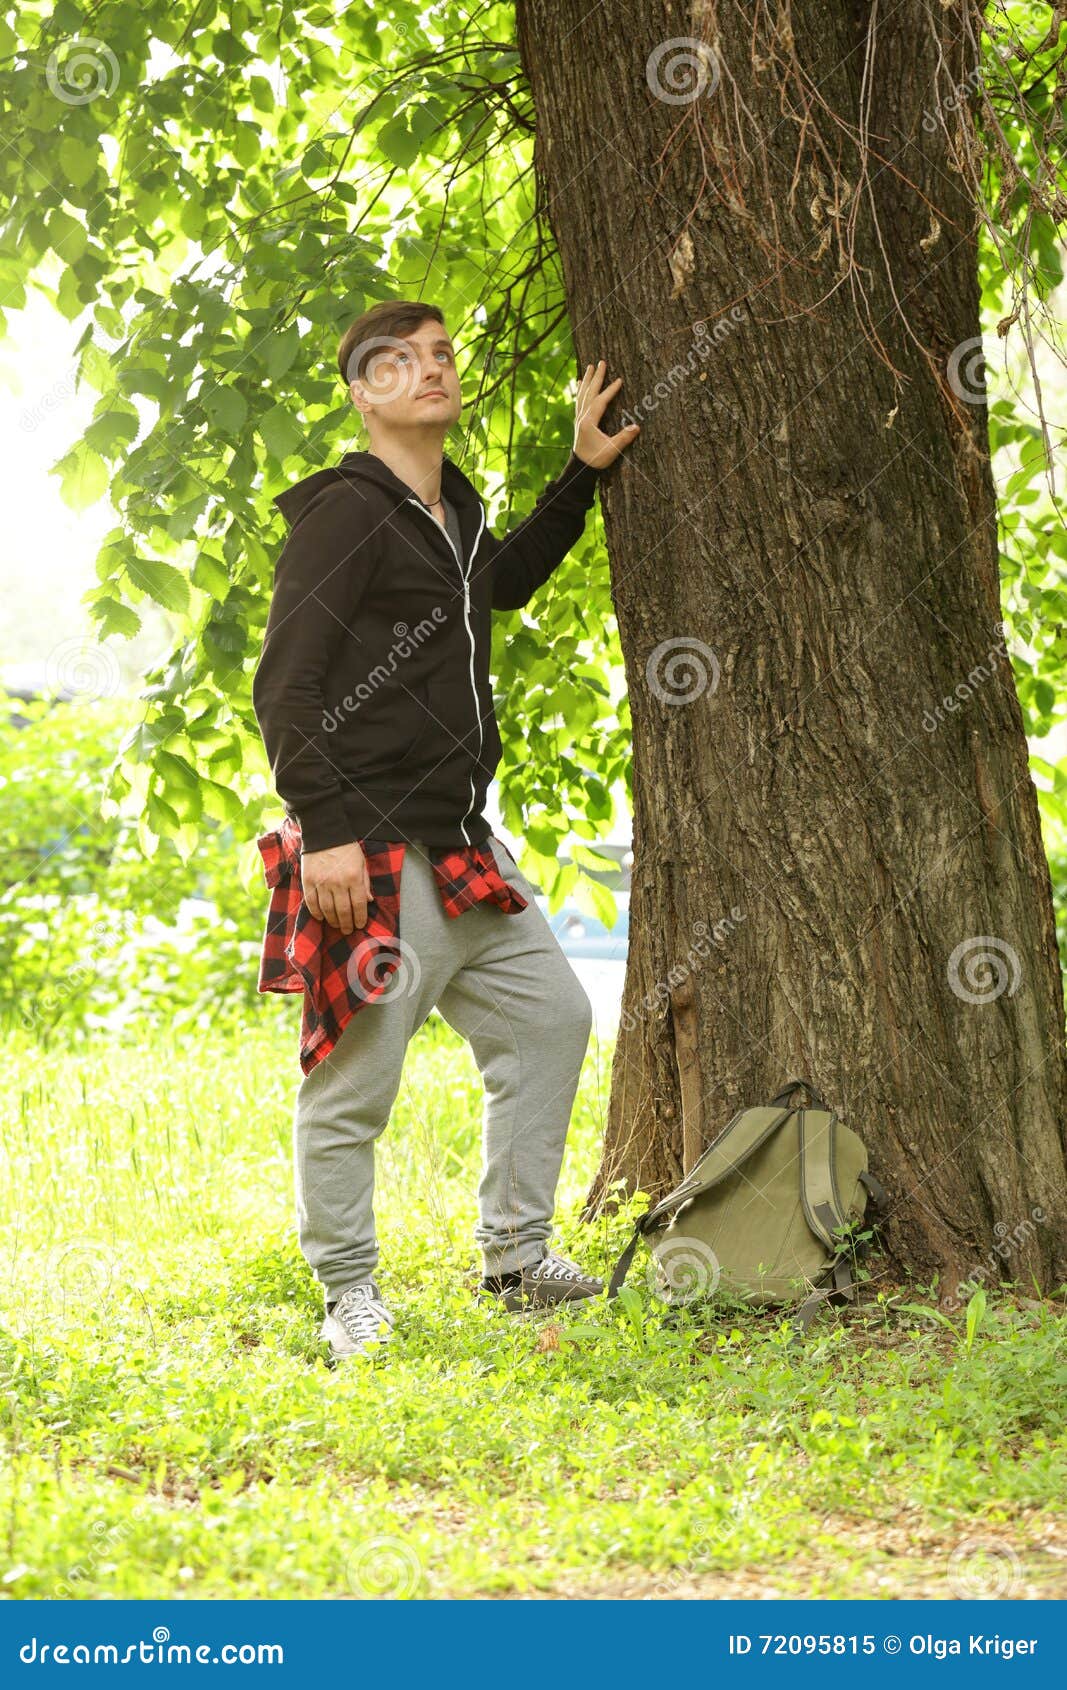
[405,495,487,845]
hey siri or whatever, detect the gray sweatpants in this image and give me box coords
[291,834,593,1304]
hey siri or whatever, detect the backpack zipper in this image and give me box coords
[404,494,487,844]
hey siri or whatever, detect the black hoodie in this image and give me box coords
[251,448,602,852]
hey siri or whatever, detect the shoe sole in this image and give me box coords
[478,1287,603,1317]
[320,1325,393,1363]
[324,1337,392,1364]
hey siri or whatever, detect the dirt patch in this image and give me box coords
[474,1553,1066,1600]
[471,1511,1067,1600]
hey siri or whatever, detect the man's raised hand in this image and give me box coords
[573,358,641,470]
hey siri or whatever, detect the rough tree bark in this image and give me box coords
[515,0,1067,1295]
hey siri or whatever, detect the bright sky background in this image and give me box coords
[0,280,171,694]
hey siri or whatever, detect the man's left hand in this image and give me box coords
[573,358,641,470]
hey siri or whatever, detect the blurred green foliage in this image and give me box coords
[0,690,279,1042]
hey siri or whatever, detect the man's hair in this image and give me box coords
[337,300,446,385]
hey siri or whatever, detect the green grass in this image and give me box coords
[1,1015,1065,1599]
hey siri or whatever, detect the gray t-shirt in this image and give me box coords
[440,494,464,567]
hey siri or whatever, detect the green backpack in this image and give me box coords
[606,1079,886,1335]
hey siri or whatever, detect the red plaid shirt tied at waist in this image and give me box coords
[256,815,529,1074]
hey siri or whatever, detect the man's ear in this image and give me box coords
[348,385,370,442]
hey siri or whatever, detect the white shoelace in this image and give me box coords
[334,1284,392,1342]
[530,1251,589,1283]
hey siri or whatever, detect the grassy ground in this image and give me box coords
[1,1012,1065,1600]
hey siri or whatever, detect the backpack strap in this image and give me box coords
[792,1122,881,1341]
[605,1226,646,1299]
[605,1100,798,1300]
[768,1077,828,1109]
[798,1108,850,1251]
[858,1168,888,1215]
[791,1254,855,1340]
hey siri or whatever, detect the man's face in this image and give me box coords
[350,318,462,435]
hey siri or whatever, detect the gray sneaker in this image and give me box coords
[320,1280,394,1360]
[481,1248,604,1314]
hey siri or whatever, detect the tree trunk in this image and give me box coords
[515,0,1067,1296]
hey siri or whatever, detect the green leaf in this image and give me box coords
[91,597,142,639]
[119,366,171,404]
[200,778,244,823]
[156,750,203,821]
[378,118,420,168]
[964,1288,988,1351]
[155,749,200,793]
[201,385,248,434]
[569,843,620,876]
[192,552,231,599]
[146,788,182,839]
[895,1302,958,1333]
[573,874,622,930]
[125,557,190,615]
[257,403,304,462]
[84,409,140,455]
[248,75,275,114]
[56,444,110,510]
[58,136,98,187]
[264,323,301,380]
[1035,679,1056,717]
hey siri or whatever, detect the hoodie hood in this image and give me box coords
[272,450,482,530]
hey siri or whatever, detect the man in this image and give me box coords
[252,299,639,1361]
